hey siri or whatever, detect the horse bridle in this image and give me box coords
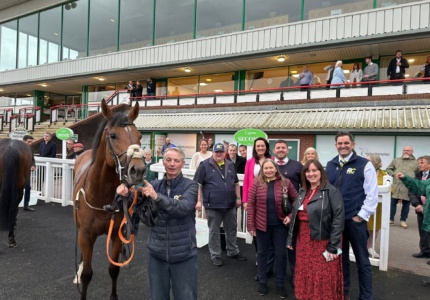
[104,122,144,188]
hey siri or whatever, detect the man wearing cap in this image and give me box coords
[73,143,84,159]
[194,143,247,266]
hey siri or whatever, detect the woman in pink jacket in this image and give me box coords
[243,137,272,210]
[247,159,298,298]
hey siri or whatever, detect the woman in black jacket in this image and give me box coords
[287,160,344,300]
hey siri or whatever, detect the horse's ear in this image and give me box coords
[128,102,139,122]
[101,99,112,120]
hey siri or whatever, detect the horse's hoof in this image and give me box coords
[8,242,18,248]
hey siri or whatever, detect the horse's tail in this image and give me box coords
[0,145,20,230]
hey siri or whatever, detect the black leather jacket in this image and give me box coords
[287,183,344,254]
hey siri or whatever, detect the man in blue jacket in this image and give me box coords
[326,132,378,300]
[194,143,247,266]
[117,147,198,300]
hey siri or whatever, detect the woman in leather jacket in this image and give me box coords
[287,159,344,300]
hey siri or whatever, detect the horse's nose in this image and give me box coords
[128,164,146,185]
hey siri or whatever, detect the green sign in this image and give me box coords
[72,134,79,141]
[234,128,267,146]
[56,127,73,140]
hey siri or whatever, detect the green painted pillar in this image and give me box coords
[82,85,88,118]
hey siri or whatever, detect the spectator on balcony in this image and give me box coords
[147,77,156,97]
[239,145,247,159]
[73,143,84,159]
[312,73,321,85]
[362,56,378,83]
[349,63,363,87]
[66,138,75,159]
[133,81,143,99]
[324,61,336,89]
[387,50,409,82]
[189,139,212,170]
[39,132,56,158]
[280,75,294,88]
[126,81,136,98]
[330,61,347,89]
[22,135,36,211]
[301,147,319,166]
[419,56,430,82]
[299,65,313,90]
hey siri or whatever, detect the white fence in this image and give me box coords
[32,158,391,271]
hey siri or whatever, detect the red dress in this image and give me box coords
[294,189,344,300]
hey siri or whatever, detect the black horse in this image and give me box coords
[0,138,33,248]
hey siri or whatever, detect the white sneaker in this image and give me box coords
[368,248,380,258]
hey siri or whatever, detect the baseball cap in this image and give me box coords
[213,143,225,152]
[73,143,84,148]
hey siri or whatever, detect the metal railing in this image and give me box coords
[49,103,103,124]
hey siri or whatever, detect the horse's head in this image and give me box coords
[100,100,146,186]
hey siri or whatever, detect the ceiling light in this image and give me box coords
[292,74,300,78]
[290,70,298,74]
[206,78,212,82]
[26,94,32,96]
[110,19,115,23]
[41,83,47,87]
[98,77,105,81]
[0,89,3,92]
[199,83,208,86]
[214,89,223,93]
[408,59,415,63]
[405,74,410,77]
[277,56,286,62]
[184,67,191,73]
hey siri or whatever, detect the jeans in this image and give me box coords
[390,198,410,222]
[256,224,288,286]
[24,183,31,207]
[417,212,430,255]
[206,208,239,258]
[343,219,373,300]
[148,254,197,300]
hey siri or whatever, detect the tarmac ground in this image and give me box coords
[0,201,429,300]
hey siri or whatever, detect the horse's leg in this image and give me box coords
[78,231,96,300]
[108,232,122,300]
[73,255,84,284]
[8,193,20,248]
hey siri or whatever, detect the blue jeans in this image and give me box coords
[24,183,31,207]
[343,219,373,300]
[390,198,410,222]
[148,254,197,300]
[256,224,288,286]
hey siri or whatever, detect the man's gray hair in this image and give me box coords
[143,148,152,155]
[163,147,185,161]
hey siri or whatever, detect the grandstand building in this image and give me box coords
[1,0,430,163]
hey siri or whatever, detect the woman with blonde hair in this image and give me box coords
[330,60,347,89]
[366,153,387,258]
[301,147,319,165]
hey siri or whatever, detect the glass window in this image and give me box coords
[155,0,193,45]
[168,76,198,96]
[89,0,118,56]
[88,83,116,103]
[15,92,34,106]
[245,67,289,90]
[196,0,242,38]
[0,20,18,71]
[0,94,15,106]
[304,0,373,20]
[245,0,300,30]
[119,0,153,50]
[18,14,38,68]
[376,0,425,8]
[39,6,61,64]
[63,0,88,60]
[199,73,235,94]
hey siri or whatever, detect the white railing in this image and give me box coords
[31,158,391,271]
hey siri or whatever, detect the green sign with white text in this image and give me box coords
[234,128,267,146]
[56,127,73,141]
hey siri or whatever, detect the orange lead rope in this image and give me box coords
[106,186,138,267]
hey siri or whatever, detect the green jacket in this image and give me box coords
[144,159,158,181]
[401,175,430,232]
[386,156,418,200]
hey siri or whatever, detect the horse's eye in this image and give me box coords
[110,133,117,139]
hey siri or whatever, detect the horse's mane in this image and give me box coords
[90,112,133,163]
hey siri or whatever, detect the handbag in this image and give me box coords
[281,179,292,215]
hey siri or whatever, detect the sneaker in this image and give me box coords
[276,286,287,298]
[400,221,408,229]
[229,252,247,261]
[258,284,268,296]
[212,257,223,267]
[390,220,394,225]
[368,248,380,258]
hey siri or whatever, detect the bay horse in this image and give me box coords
[73,100,145,300]
[0,138,33,248]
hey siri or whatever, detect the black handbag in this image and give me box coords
[281,179,292,215]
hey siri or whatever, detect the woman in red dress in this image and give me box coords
[287,160,344,300]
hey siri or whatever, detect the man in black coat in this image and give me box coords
[226,144,246,174]
[39,132,57,158]
[387,50,409,81]
[409,156,430,260]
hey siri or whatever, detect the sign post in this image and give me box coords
[56,127,73,159]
